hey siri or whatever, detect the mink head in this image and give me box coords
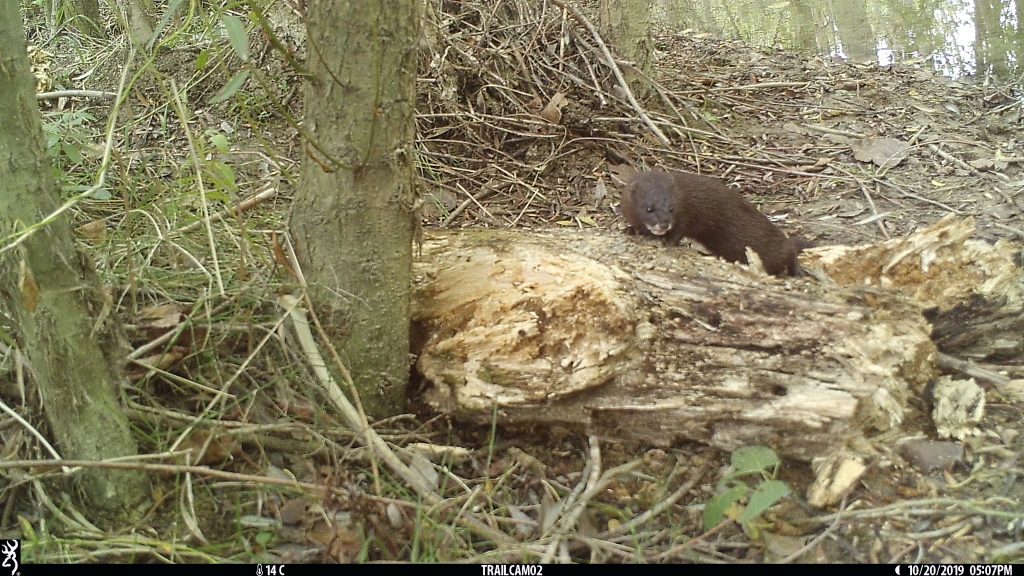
[630,174,678,236]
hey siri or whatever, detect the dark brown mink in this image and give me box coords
[620,170,803,276]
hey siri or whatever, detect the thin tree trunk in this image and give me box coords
[121,0,157,48]
[290,0,419,418]
[64,0,104,38]
[0,1,148,514]
[599,0,654,98]
[832,0,874,61]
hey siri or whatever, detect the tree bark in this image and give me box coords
[63,0,104,38]
[808,216,1024,362]
[291,0,419,418]
[599,0,654,98]
[119,0,157,49]
[0,1,149,514]
[832,0,874,62]
[412,217,1021,462]
[790,0,819,52]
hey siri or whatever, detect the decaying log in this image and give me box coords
[411,227,941,463]
[803,215,1024,361]
[411,216,1023,500]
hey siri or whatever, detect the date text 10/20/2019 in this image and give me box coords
[899,565,1013,576]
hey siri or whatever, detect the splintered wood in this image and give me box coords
[413,228,942,462]
[412,217,1021,500]
[803,215,1024,361]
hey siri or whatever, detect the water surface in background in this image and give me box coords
[660,0,1024,81]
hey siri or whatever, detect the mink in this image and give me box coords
[620,170,803,276]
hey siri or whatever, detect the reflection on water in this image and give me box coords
[658,0,1024,80]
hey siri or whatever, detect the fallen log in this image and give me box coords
[412,218,1024,505]
[412,227,948,462]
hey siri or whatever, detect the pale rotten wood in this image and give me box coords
[804,215,1024,362]
[412,227,946,462]
[412,217,1022,481]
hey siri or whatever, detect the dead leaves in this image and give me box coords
[17,260,39,313]
[850,136,911,169]
[126,302,206,380]
[76,219,107,244]
[533,92,569,124]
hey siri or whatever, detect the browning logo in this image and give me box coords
[0,540,18,576]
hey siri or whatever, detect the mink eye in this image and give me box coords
[645,206,654,213]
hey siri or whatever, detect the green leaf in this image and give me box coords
[62,142,83,165]
[205,160,238,194]
[731,445,780,476]
[45,132,60,152]
[738,479,789,524]
[206,189,230,203]
[208,132,230,154]
[222,14,249,62]
[90,187,112,200]
[196,49,211,71]
[209,70,250,104]
[19,515,37,541]
[703,484,748,531]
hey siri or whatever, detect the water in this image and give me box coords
[660,0,1024,81]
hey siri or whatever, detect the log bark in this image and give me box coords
[412,227,944,462]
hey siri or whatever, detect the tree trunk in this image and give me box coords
[599,0,654,98]
[832,0,874,62]
[119,0,157,48]
[790,0,819,52]
[290,1,419,418]
[63,0,104,38]
[412,217,1021,462]
[975,0,1009,77]
[0,2,148,514]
